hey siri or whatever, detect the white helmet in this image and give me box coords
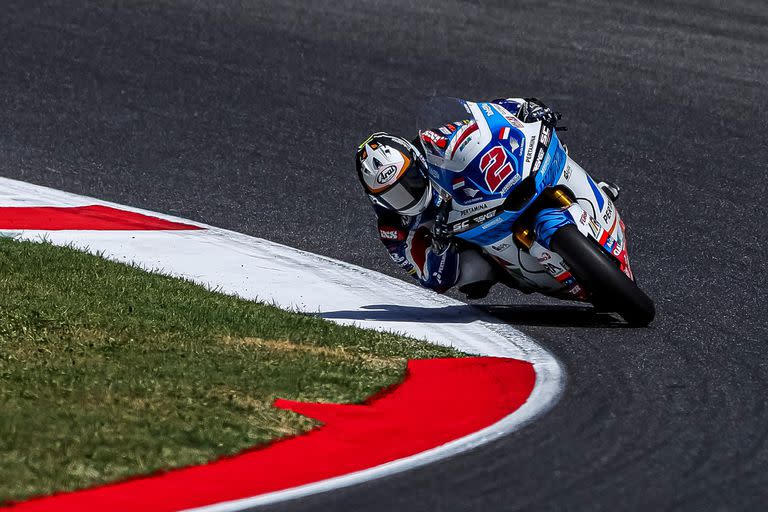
[356,132,432,216]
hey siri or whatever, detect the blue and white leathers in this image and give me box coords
[372,198,462,293]
[418,98,630,297]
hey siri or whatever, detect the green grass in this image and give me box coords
[0,238,459,502]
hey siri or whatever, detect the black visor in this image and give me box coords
[372,161,428,212]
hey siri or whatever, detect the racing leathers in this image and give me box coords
[374,195,460,294]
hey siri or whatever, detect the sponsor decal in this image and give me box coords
[504,115,525,128]
[480,215,505,230]
[491,242,512,251]
[537,252,551,262]
[579,211,588,225]
[539,126,551,147]
[481,103,495,117]
[532,148,544,172]
[439,126,452,136]
[499,172,522,195]
[421,130,448,150]
[452,209,500,233]
[525,136,537,163]
[389,252,407,265]
[376,165,398,184]
[454,219,470,231]
[474,210,497,223]
[602,200,614,224]
[457,136,473,153]
[462,196,485,205]
[459,203,489,217]
[563,165,572,180]
[508,138,520,154]
[464,187,480,198]
[432,251,447,282]
[379,228,403,241]
[588,218,601,238]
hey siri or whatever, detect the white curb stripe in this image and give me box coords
[0,177,565,511]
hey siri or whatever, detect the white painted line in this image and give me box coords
[0,176,565,510]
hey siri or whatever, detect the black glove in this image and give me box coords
[521,98,561,127]
[430,199,452,253]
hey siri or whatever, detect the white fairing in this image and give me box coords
[560,158,623,244]
[482,154,624,295]
[419,98,626,296]
[484,233,566,293]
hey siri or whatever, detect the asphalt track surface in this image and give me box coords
[1,1,767,511]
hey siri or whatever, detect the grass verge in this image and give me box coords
[0,238,460,502]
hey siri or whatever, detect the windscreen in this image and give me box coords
[416,97,476,134]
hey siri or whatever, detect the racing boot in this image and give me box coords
[459,280,496,300]
[456,249,497,300]
[598,181,620,202]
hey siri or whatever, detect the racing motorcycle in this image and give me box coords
[418,98,655,325]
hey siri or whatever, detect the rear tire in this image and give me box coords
[550,225,655,326]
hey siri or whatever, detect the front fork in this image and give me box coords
[512,187,634,294]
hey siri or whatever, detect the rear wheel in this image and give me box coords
[550,225,655,326]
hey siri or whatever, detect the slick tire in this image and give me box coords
[550,225,655,326]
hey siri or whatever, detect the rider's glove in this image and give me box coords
[521,98,561,127]
[430,202,452,254]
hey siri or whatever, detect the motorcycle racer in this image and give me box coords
[355,98,618,299]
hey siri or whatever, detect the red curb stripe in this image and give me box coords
[0,206,202,230]
[6,357,535,511]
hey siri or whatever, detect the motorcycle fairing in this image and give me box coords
[417,97,634,297]
[453,126,569,247]
[533,202,634,281]
[420,102,528,211]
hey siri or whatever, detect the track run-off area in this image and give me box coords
[0,177,562,511]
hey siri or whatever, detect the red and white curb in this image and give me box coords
[0,177,564,511]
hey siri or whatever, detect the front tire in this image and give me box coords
[550,225,655,326]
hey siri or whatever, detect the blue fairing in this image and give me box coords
[427,106,525,206]
[446,109,569,247]
[533,208,574,249]
[535,131,568,191]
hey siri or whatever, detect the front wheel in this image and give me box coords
[550,225,655,326]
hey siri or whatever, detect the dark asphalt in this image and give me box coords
[2,1,767,510]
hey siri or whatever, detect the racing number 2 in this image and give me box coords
[480,146,514,192]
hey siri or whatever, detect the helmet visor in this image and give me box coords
[372,163,428,212]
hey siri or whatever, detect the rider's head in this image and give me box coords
[355,132,432,216]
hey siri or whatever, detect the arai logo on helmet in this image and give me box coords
[376,165,398,184]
